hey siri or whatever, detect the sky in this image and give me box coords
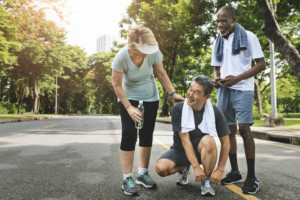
[60,0,132,55]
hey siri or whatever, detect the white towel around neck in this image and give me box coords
[181,99,217,136]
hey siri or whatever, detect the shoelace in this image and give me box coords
[143,172,152,182]
[204,180,211,187]
[126,177,136,188]
[244,177,256,186]
[227,172,238,178]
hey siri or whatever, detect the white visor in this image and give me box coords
[134,43,159,55]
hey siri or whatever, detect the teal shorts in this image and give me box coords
[216,87,254,125]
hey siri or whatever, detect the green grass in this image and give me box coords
[278,113,300,118]
[254,118,300,129]
[0,114,56,119]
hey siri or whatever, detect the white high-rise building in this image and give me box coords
[96,34,121,52]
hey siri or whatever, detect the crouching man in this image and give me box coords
[156,75,230,197]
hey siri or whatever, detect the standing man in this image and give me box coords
[211,6,266,195]
[156,75,231,197]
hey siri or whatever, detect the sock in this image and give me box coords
[138,168,148,175]
[123,173,133,180]
[229,153,239,172]
[204,176,211,187]
[246,158,255,178]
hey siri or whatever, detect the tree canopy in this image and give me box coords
[0,0,299,116]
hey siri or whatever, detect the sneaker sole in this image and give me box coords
[221,179,243,185]
[136,180,156,189]
[121,185,138,196]
[201,191,216,197]
[176,180,189,185]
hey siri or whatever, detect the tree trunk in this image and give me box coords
[160,42,179,117]
[15,84,26,114]
[161,91,169,117]
[32,78,40,114]
[257,0,300,82]
[254,80,269,118]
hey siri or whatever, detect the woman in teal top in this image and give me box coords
[112,25,184,196]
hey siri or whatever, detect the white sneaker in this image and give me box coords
[201,180,215,196]
[176,166,190,185]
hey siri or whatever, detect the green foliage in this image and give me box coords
[88,51,116,114]
[253,106,262,120]
[121,0,216,116]
[0,101,20,114]
[0,0,299,116]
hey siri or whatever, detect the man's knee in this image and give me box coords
[156,159,171,177]
[199,135,216,152]
[239,123,252,139]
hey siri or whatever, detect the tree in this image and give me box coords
[9,0,67,113]
[88,50,117,114]
[54,45,88,114]
[257,0,300,82]
[121,0,215,116]
[0,2,21,102]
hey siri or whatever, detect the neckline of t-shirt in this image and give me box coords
[126,46,147,69]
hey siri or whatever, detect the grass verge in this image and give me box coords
[254,118,300,129]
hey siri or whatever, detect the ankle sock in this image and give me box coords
[123,173,133,180]
[138,168,148,175]
[204,176,211,187]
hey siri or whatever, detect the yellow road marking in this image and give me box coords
[264,142,300,151]
[225,184,260,200]
[154,137,260,200]
[44,124,57,129]
[153,138,170,150]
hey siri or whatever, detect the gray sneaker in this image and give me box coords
[121,176,138,196]
[176,166,190,185]
[201,181,215,196]
[136,171,156,188]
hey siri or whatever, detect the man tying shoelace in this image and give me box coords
[155,75,231,197]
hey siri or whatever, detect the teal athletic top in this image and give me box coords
[112,46,163,102]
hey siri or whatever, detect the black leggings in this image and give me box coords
[119,100,159,151]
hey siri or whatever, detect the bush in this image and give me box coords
[0,102,18,114]
[253,106,261,120]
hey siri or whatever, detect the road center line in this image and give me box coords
[225,184,260,200]
[154,137,260,200]
[44,124,57,129]
[264,142,300,151]
[153,138,170,150]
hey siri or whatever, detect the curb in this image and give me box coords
[156,118,300,146]
[251,130,300,146]
[0,116,64,124]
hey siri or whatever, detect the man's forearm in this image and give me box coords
[236,57,266,81]
[216,137,230,171]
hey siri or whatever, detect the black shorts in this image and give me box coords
[119,100,159,151]
[159,133,206,167]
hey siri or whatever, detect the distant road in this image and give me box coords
[0,116,299,199]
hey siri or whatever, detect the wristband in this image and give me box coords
[169,91,177,96]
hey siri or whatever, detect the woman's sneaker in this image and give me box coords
[176,166,190,185]
[121,176,138,196]
[136,171,156,188]
[221,171,243,185]
[242,176,259,194]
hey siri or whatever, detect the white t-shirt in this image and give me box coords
[112,46,163,101]
[211,31,264,91]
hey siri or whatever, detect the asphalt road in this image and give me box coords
[0,116,299,200]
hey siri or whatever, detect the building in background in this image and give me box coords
[96,34,122,52]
